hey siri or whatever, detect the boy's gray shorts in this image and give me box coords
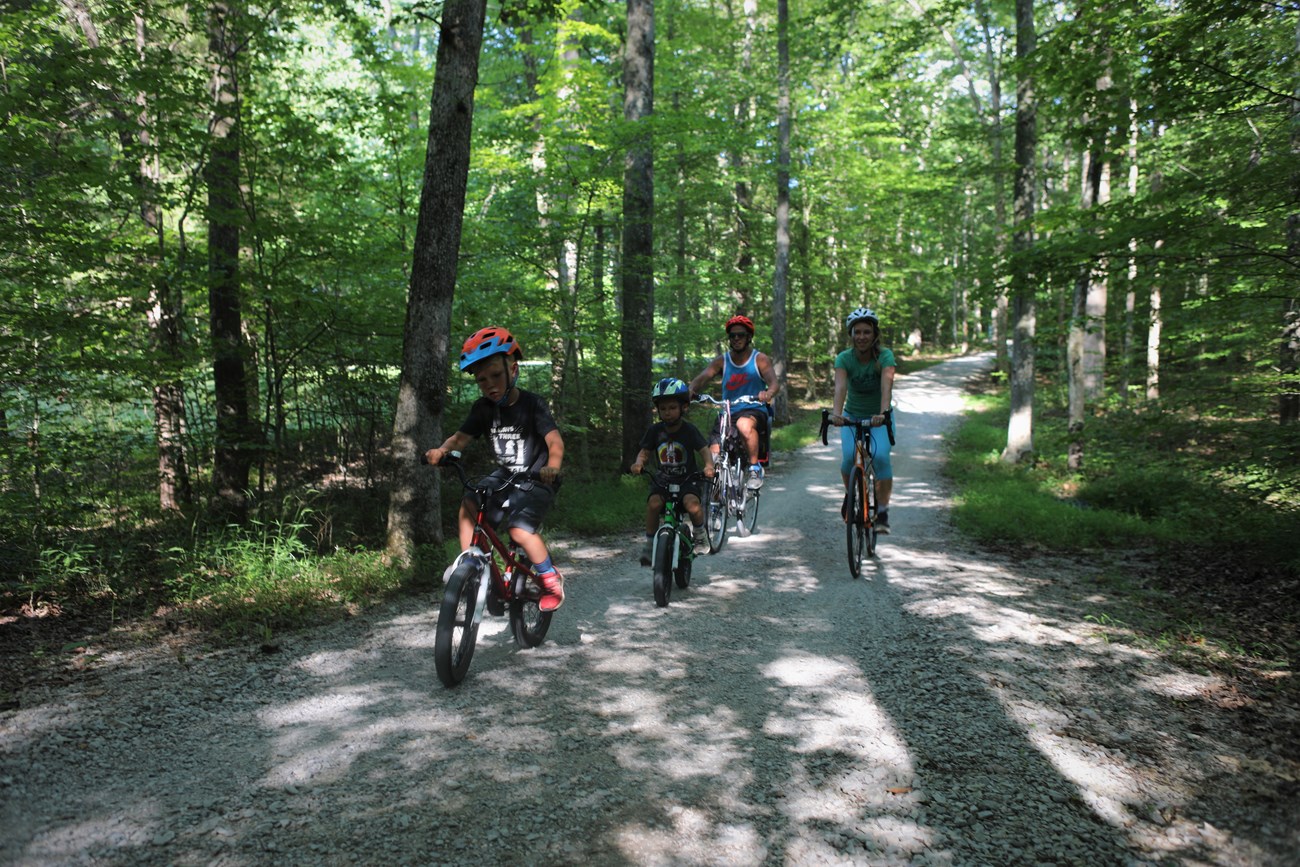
[469,468,556,535]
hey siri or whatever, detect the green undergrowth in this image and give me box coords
[945,390,1299,685]
[946,393,1299,565]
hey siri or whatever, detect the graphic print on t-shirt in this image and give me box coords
[491,418,528,473]
[656,439,689,470]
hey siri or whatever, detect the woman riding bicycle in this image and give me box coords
[423,326,567,611]
[830,307,896,533]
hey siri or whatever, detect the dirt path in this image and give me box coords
[2,353,1294,866]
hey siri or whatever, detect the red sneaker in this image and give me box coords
[537,570,565,612]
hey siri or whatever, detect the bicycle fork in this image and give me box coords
[449,548,493,630]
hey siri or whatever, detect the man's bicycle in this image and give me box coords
[820,408,894,578]
[646,470,705,607]
[422,451,553,687]
[695,395,764,552]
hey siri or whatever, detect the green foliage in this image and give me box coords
[946,394,1300,574]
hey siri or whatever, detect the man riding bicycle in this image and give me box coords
[688,314,779,490]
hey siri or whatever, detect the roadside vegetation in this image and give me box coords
[944,372,1298,697]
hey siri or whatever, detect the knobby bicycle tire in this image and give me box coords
[509,567,552,648]
[434,559,482,687]
[706,473,729,554]
[652,524,675,606]
[673,522,693,589]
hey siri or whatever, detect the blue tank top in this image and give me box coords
[722,350,763,402]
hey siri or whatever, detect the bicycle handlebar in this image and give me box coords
[419,450,548,495]
[694,394,766,408]
[819,409,895,446]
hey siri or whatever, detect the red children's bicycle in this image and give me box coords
[423,451,553,687]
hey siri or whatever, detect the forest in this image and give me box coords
[1,0,1297,647]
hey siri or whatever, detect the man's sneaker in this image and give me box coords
[875,510,891,535]
[692,522,709,553]
[537,570,565,611]
[639,538,653,567]
[746,464,765,490]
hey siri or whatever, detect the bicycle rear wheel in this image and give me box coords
[509,569,552,648]
[434,559,482,687]
[846,466,867,579]
[652,524,675,607]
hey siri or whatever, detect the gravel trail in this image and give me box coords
[2,353,1295,866]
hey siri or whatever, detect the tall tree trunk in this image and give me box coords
[1283,15,1300,424]
[1121,97,1139,404]
[1002,0,1036,464]
[620,0,655,470]
[206,0,255,523]
[385,0,487,565]
[1083,155,1111,402]
[771,0,791,425]
[1067,145,1104,471]
[1146,252,1163,401]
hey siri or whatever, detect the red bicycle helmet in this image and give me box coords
[459,327,522,371]
[725,315,755,334]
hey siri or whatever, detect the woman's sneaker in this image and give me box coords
[537,570,565,611]
[875,510,890,534]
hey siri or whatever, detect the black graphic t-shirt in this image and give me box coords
[460,390,559,475]
[638,421,709,478]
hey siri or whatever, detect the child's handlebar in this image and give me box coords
[419,449,553,492]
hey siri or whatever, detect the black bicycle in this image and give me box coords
[820,409,894,578]
[422,451,554,686]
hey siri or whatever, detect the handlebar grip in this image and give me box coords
[819,409,830,446]
[884,410,895,446]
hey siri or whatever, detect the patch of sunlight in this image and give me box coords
[26,810,159,864]
[1136,671,1221,699]
[617,815,767,865]
[1021,714,1173,831]
[258,691,451,788]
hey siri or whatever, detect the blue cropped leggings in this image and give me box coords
[839,413,893,481]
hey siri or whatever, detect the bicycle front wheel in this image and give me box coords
[846,466,867,579]
[864,468,879,558]
[706,475,729,553]
[737,487,759,537]
[673,526,693,589]
[434,560,481,687]
[652,524,675,607]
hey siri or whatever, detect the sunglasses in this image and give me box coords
[727,331,749,339]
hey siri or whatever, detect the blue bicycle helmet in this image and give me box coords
[459,326,522,371]
[651,377,691,404]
